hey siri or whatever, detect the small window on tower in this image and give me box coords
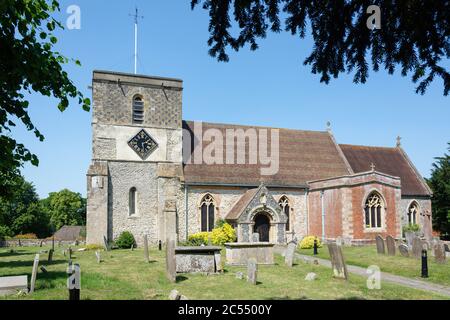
[132,96,144,124]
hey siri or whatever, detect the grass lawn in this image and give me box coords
[299,245,450,287]
[0,246,448,300]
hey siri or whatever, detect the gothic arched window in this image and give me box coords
[279,196,291,231]
[407,202,419,225]
[129,187,137,216]
[132,96,144,124]
[200,194,215,232]
[364,192,383,229]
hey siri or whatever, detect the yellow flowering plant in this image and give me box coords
[299,235,322,249]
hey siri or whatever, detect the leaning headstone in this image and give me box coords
[412,237,422,259]
[328,243,348,280]
[433,242,446,264]
[95,251,101,263]
[40,266,48,274]
[47,249,54,263]
[29,254,40,293]
[143,235,149,263]
[103,235,109,251]
[375,235,385,254]
[305,272,317,281]
[165,239,176,283]
[67,262,81,300]
[68,247,73,260]
[285,242,296,267]
[398,244,410,257]
[386,235,396,256]
[214,251,223,272]
[52,237,55,251]
[247,258,257,285]
[252,233,260,243]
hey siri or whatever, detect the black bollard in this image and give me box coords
[313,239,318,255]
[421,249,428,278]
[158,240,162,251]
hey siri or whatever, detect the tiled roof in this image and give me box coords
[225,188,259,220]
[182,121,350,186]
[339,144,431,196]
[53,226,85,241]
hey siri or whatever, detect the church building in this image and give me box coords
[86,70,433,246]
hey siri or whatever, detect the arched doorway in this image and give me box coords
[253,213,271,242]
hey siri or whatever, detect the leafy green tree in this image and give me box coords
[0,175,51,238]
[427,143,450,240]
[0,0,90,198]
[42,189,86,230]
[191,0,450,95]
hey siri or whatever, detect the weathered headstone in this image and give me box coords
[29,254,39,293]
[47,249,54,263]
[328,243,348,280]
[143,235,149,263]
[214,252,223,272]
[39,240,43,247]
[305,272,317,281]
[398,244,410,257]
[375,235,385,254]
[66,262,81,300]
[169,289,181,300]
[103,235,109,251]
[247,258,257,285]
[405,231,415,247]
[284,242,296,267]
[433,242,446,264]
[166,239,176,283]
[95,251,101,263]
[412,237,422,259]
[252,233,260,243]
[386,235,396,256]
[68,247,73,260]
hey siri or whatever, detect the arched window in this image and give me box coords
[129,187,137,216]
[407,202,419,225]
[279,196,291,231]
[364,192,383,229]
[200,194,215,232]
[132,96,144,124]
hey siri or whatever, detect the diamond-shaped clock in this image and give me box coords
[128,129,158,160]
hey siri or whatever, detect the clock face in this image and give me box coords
[128,129,158,160]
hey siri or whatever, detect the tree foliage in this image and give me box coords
[427,143,450,240]
[42,189,86,231]
[191,0,450,95]
[0,0,90,198]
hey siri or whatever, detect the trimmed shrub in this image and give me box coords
[299,236,322,249]
[114,231,136,249]
[188,223,236,246]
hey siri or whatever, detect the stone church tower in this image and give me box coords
[86,71,183,245]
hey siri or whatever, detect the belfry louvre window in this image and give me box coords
[132,96,144,124]
[408,202,419,225]
[279,196,290,231]
[200,194,215,232]
[364,192,383,228]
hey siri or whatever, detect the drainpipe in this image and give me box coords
[185,184,189,241]
[305,190,309,235]
[321,190,325,242]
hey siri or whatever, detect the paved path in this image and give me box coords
[274,247,450,297]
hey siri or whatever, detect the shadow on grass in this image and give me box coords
[0,259,67,268]
[0,250,35,258]
[268,296,310,300]
[176,275,189,282]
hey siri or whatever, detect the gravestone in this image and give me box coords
[412,237,422,259]
[214,252,223,272]
[235,272,244,280]
[328,243,348,280]
[386,235,396,256]
[52,237,55,251]
[422,240,431,251]
[143,235,149,263]
[0,276,28,296]
[47,249,54,263]
[305,272,317,281]
[40,266,48,274]
[398,244,410,257]
[29,254,40,293]
[375,235,385,254]
[166,239,176,283]
[103,235,109,251]
[68,247,73,260]
[169,289,181,300]
[284,242,296,267]
[66,262,81,300]
[247,258,257,285]
[252,233,260,243]
[433,242,446,264]
[335,236,343,246]
[39,240,43,247]
[95,251,101,263]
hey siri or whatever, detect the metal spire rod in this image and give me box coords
[129,7,144,74]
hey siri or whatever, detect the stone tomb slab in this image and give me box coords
[175,246,222,273]
[225,242,275,266]
[0,276,28,296]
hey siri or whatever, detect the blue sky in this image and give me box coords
[14,1,449,198]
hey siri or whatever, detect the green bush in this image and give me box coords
[0,226,13,241]
[114,231,136,249]
[403,224,420,233]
